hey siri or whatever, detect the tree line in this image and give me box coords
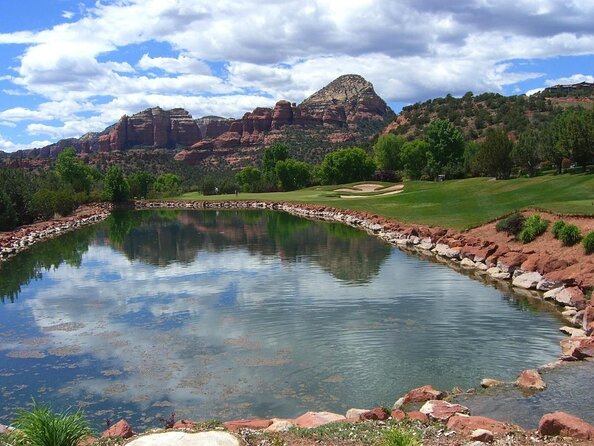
[0,148,185,231]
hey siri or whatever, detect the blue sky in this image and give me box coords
[0,0,593,152]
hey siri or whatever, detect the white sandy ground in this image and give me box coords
[125,431,241,446]
[335,183,404,198]
[340,189,404,198]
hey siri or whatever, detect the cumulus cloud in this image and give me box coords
[0,0,593,150]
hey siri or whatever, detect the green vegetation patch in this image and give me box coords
[517,214,549,243]
[288,420,424,445]
[180,173,594,230]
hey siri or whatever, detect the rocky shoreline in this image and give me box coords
[0,203,112,264]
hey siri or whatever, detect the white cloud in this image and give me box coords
[0,0,594,150]
[544,74,594,86]
[137,54,211,75]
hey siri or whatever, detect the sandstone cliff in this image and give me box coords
[174,74,393,165]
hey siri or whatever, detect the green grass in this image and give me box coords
[12,402,92,446]
[177,173,594,230]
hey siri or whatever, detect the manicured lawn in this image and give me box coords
[178,173,594,230]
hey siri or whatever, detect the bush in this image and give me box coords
[551,220,567,239]
[583,231,594,254]
[378,428,421,446]
[372,170,402,182]
[517,214,549,243]
[495,213,525,236]
[559,223,581,246]
[14,401,92,446]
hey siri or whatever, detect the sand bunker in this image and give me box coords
[335,183,404,198]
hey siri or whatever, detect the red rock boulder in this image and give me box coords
[419,400,470,422]
[360,407,390,421]
[102,419,135,439]
[293,411,346,428]
[560,336,594,359]
[515,369,546,391]
[539,411,594,440]
[447,414,518,436]
[223,419,272,432]
[395,385,446,408]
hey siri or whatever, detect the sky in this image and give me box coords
[0,0,593,152]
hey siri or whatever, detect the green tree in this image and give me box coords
[103,166,130,202]
[128,170,155,198]
[54,147,92,193]
[477,128,514,179]
[153,173,182,196]
[463,141,481,177]
[236,166,263,192]
[400,140,429,180]
[319,147,376,185]
[262,142,289,186]
[512,129,541,176]
[424,119,465,178]
[555,109,594,170]
[275,159,311,191]
[0,168,36,228]
[0,188,17,231]
[373,133,404,171]
[539,123,568,174]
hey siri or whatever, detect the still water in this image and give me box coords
[0,210,574,428]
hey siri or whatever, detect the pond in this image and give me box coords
[0,209,572,429]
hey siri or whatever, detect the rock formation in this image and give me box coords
[99,107,201,152]
[7,74,393,167]
[299,73,392,125]
[175,75,392,164]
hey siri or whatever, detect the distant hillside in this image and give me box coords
[2,74,393,171]
[383,82,594,140]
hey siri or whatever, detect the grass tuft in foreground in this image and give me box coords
[11,401,92,446]
[378,428,422,446]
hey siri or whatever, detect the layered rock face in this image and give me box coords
[299,74,392,125]
[10,74,392,165]
[99,107,201,152]
[175,74,392,163]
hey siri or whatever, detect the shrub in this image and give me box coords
[517,214,549,243]
[14,401,92,446]
[583,231,594,255]
[495,213,525,236]
[559,223,581,246]
[378,428,422,446]
[551,220,567,239]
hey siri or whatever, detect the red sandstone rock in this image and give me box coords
[102,419,135,438]
[78,436,96,446]
[560,336,594,359]
[539,411,594,440]
[293,411,346,428]
[555,286,586,309]
[419,400,470,422]
[390,409,406,421]
[213,132,242,149]
[497,251,527,272]
[223,419,272,432]
[396,385,446,407]
[515,369,546,391]
[360,407,390,421]
[271,100,293,129]
[447,414,517,435]
[172,419,197,429]
[406,411,429,423]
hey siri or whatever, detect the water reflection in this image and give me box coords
[111,210,390,283]
[0,210,569,429]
